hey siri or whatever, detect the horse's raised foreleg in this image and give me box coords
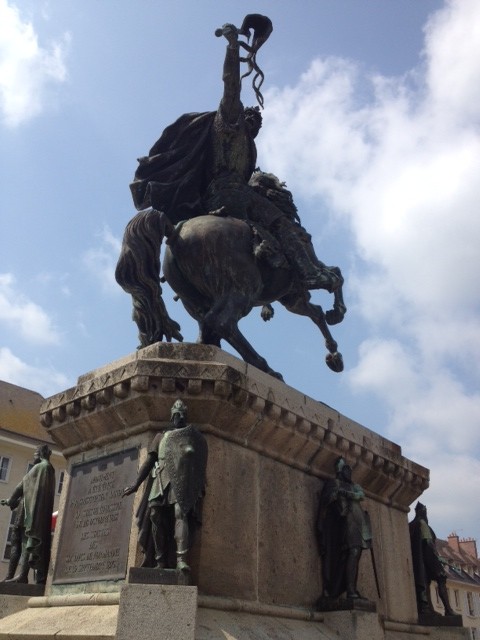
[203,294,284,380]
[280,292,344,373]
[324,266,347,326]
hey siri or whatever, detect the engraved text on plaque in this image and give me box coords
[53,449,138,584]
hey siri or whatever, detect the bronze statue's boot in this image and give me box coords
[174,505,190,573]
[417,587,432,614]
[5,568,29,584]
[438,581,455,616]
[274,218,341,291]
[35,567,48,584]
[295,255,333,290]
[154,554,166,569]
[5,552,29,583]
[2,567,16,582]
[344,548,362,600]
[2,530,23,581]
[176,551,190,573]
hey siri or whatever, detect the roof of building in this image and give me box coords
[436,537,480,587]
[0,380,52,445]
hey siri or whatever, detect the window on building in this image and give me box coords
[57,471,65,495]
[467,592,475,616]
[0,456,11,482]
[471,627,477,640]
[454,590,460,608]
[2,510,16,560]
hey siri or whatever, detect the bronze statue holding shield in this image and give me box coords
[123,399,207,573]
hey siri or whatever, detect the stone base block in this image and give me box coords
[196,607,337,640]
[418,611,463,626]
[0,597,470,639]
[0,594,31,620]
[384,619,470,640]
[0,604,119,639]
[322,610,384,640]
[115,584,197,640]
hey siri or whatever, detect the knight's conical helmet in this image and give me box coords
[170,398,188,419]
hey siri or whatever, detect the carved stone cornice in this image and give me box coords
[40,343,428,509]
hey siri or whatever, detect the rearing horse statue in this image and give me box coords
[116,172,346,380]
[115,16,346,381]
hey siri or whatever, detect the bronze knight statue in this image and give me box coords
[130,17,334,292]
[409,503,456,617]
[123,399,207,574]
[1,444,55,584]
[116,15,346,380]
[316,457,374,604]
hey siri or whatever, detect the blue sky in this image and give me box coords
[1,0,479,545]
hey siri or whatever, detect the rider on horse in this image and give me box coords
[130,17,339,292]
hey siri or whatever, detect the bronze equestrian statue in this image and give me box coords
[116,15,346,380]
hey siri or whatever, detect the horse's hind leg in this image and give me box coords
[198,319,222,348]
[203,294,284,380]
[226,325,284,380]
[280,292,344,373]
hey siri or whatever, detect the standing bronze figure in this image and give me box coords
[123,399,207,574]
[317,457,373,603]
[116,15,346,379]
[409,503,455,617]
[1,444,55,584]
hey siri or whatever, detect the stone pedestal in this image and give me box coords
[116,584,197,640]
[0,344,469,639]
[418,611,463,627]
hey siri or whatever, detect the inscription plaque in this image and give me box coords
[53,449,138,584]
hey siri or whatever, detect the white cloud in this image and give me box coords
[0,273,61,344]
[83,226,122,294]
[0,346,69,396]
[424,0,480,123]
[419,452,480,541]
[0,0,69,127]
[258,0,480,539]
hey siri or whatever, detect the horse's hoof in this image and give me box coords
[326,352,343,373]
[261,304,274,322]
[326,308,346,326]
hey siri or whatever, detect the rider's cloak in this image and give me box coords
[130,112,216,224]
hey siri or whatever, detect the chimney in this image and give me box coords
[447,533,460,553]
[459,538,478,560]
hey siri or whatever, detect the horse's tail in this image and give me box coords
[115,207,183,346]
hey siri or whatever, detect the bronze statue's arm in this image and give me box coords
[338,484,364,501]
[122,451,157,497]
[3,482,23,508]
[216,24,243,124]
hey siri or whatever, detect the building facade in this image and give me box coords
[0,380,66,581]
[431,533,480,639]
